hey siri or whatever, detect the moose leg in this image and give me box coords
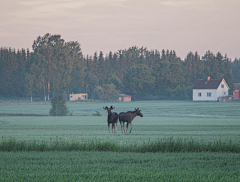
[123,122,125,133]
[129,122,133,133]
[108,123,110,133]
[115,122,117,133]
[126,123,129,133]
[112,123,114,133]
[120,121,123,133]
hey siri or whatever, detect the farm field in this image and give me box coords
[0,100,240,181]
[1,151,239,181]
[0,100,240,143]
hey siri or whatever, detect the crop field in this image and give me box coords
[0,100,240,181]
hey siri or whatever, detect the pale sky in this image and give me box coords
[1,0,240,60]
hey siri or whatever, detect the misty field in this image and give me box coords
[0,100,240,143]
[0,100,240,181]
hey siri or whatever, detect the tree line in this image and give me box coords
[0,33,239,101]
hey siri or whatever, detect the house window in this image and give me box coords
[207,93,211,97]
[224,92,226,95]
[198,93,201,97]
[221,84,224,88]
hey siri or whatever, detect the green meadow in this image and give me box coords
[0,100,240,143]
[0,100,240,181]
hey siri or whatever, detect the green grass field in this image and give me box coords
[0,100,240,143]
[1,151,239,181]
[0,100,240,181]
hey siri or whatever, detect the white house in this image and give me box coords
[192,77,229,101]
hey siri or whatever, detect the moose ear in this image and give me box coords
[103,106,108,110]
[110,106,115,110]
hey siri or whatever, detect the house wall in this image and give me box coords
[193,80,229,101]
[193,89,218,101]
[69,93,88,101]
[119,96,131,102]
[123,96,131,102]
[216,81,229,97]
[234,90,239,99]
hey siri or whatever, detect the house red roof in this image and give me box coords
[192,79,223,89]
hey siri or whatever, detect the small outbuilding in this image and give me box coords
[118,85,131,102]
[192,77,229,101]
[119,94,131,102]
[233,83,240,100]
[69,93,88,101]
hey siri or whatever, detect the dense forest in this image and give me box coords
[1,33,239,101]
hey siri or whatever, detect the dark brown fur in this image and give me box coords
[103,106,119,133]
[119,108,143,133]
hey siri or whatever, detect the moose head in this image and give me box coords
[103,106,115,115]
[135,108,143,117]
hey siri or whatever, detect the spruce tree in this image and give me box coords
[49,94,69,116]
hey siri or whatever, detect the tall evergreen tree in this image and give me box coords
[28,33,77,100]
[184,52,196,83]
[223,55,234,94]
[67,41,84,94]
[84,71,99,98]
[97,51,106,85]
[195,52,205,79]
[49,94,69,116]
[232,58,240,83]
[124,64,155,100]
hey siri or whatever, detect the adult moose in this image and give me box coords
[119,108,143,133]
[103,106,119,133]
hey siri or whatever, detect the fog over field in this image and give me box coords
[1,100,239,143]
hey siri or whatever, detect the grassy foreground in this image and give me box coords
[1,137,240,153]
[1,151,239,182]
[1,100,240,181]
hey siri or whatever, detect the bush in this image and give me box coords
[92,111,102,116]
[49,94,69,116]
